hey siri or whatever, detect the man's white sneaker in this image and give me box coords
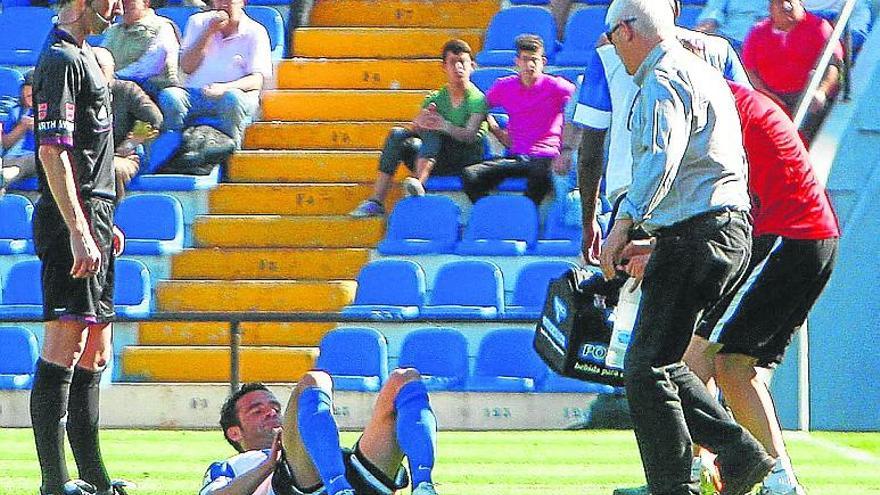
[412,481,438,495]
[402,177,426,197]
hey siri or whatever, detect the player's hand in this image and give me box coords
[70,230,102,279]
[112,225,125,257]
[582,217,602,265]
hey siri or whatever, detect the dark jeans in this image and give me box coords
[624,209,768,495]
[461,155,552,204]
[378,127,482,176]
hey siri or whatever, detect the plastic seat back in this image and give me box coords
[316,327,388,391]
[430,260,504,309]
[398,328,469,390]
[378,196,460,255]
[114,194,184,255]
[0,66,23,100]
[244,6,285,60]
[352,259,426,307]
[469,328,548,391]
[555,8,609,66]
[0,8,56,65]
[476,7,557,66]
[0,326,39,390]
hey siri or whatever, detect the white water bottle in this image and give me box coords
[605,278,641,369]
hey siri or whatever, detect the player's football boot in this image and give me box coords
[95,480,136,495]
[41,480,96,495]
[412,481,438,495]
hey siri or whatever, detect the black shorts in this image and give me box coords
[703,235,838,368]
[276,443,409,495]
[33,197,116,323]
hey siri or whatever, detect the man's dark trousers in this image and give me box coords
[623,209,769,495]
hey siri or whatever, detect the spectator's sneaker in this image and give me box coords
[402,177,426,197]
[720,454,774,495]
[349,200,385,218]
[412,482,439,495]
[41,480,98,495]
[612,486,649,495]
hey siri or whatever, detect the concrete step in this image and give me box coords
[137,321,335,346]
[122,346,319,382]
[243,121,406,150]
[156,279,358,312]
[277,58,445,90]
[261,90,427,121]
[170,248,370,280]
[292,28,483,58]
[208,183,400,215]
[192,215,385,248]
[308,0,499,28]
[227,151,384,183]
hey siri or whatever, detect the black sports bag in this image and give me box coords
[533,267,627,387]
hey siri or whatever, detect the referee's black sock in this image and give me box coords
[30,358,73,494]
[67,366,111,492]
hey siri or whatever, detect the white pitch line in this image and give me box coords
[787,432,880,464]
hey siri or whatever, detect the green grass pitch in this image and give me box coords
[1,429,878,494]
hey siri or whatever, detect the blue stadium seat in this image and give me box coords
[114,258,152,318]
[0,8,56,66]
[476,7,558,66]
[244,6,285,61]
[455,196,538,256]
[506,260,577,319]
[6,177,39,192]
[533,200,583,256]
[156,6,201,35]
[555,8,608,67]
[547,67,584,85]
[540,370,617,393]
[574,0,611,3]
[0,66,23,100]
[316,327,388,392]
[677,5,702,29]
[398,327,469,391]
[341,259,426,320]
[114,194,185,255]
[509,0,549,4]
[0,259,42,319]
[0,194,34,255]
[378,196,460,255]
[128,166,221,191]
[421,260,505,319]
[468,328,548,392]
[0,326,38,390]
[469,67,517,94]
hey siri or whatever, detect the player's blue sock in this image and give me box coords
[296,387,353,495]
[394,380,437,486]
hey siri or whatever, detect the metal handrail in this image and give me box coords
[793,0,858,129]
[0,312,540,393]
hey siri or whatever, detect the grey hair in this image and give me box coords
[605,0,677,41]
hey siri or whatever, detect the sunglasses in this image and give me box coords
[605,17,637,41]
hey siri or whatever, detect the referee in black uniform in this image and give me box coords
[29,0,125,493]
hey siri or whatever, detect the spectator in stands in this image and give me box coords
[571,0,750,264]
[93,47,162,198]
[803,0,872,52]
[157,0,272,148]
[102,0,180,98]
[349,39,488,218]
[742,0,843,142]
[0,70,36,192]
[694,0,769,50]
[600,1,773,494]
[202,370,440,495]
[461,34,575,206]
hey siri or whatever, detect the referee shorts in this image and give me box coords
[33,196,116,323]
[697,235,838,368]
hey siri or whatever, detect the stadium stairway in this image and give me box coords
[121,0,500,383]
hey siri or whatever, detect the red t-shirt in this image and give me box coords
[728,82,840,240]
[742,13,842,95]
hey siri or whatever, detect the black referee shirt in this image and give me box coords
[34,27,116,202]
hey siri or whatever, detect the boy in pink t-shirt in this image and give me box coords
[461,34,575,205]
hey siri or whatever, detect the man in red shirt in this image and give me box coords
[688,81,838,495]
[742,0,842,143]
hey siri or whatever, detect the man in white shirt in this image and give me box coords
[157,0,271,147]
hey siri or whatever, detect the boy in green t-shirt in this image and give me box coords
[350,39,489,217]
